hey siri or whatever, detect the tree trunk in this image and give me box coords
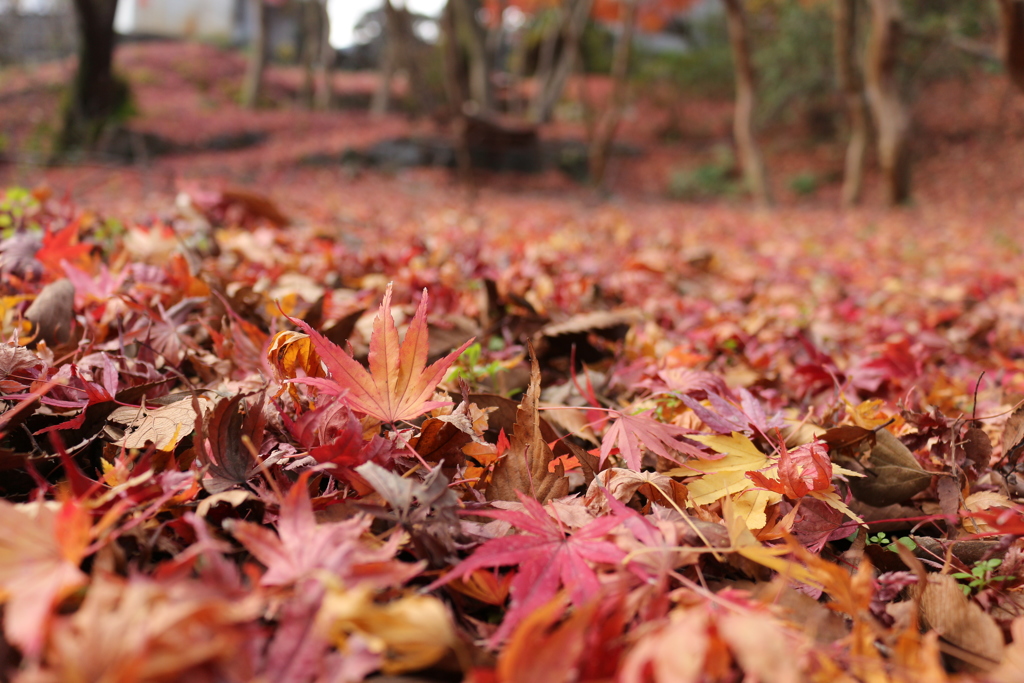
[442,1,473,181]
[313,0,333,110]
[999,0,1024,94]
[865,0,910,206]
[58,0,124,154]
[300,0,319,108]
[372,0,401,116]
[588,0,637,187]
[722,0,771,206]
[530,0,594,124]
[452,0,492,114]
[834,0,869,207]
[241,0,269,109]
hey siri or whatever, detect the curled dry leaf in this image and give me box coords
[24,278,75,346]
[486,346,569,504]
[844,428,932,507]
[913,573,1005,672]
[267,329,325,402]
[964,424,993,470]
[584,468,686,516]
[107,395,212,451]
[1002,405,1024,467]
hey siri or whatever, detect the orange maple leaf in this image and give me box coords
[290,284,473,424]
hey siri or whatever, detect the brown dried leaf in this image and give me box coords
[914,573,1005,672]
[937,476,961,519]
[486,346,568,504]
[819,424,876,452]
[583,468,685,516]
[108,397,210,451]
[196,393,269,493]
[25,278,74,346]
[536,309,643,339]
[964,425,993,469]
[1002,405,1024,466]
[847,428,932,507]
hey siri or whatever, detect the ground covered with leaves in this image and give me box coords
[5,41,1024,683]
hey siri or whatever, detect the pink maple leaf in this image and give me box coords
[430,491,627,643]
[290,283,472,424]
[600,410,706,470]
[226,476,420,589]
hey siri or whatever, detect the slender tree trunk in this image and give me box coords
[532,6,563,111]
[722,0,771,206]
[241,0,269,109]
[58,0,124,154]
[530,0,594,124]
[485,0,507,69]
[313,0,333,110]
[588,0,637,186]
[865,0,910,206]
[300,0,320,108]
[999,0,1024,94]
[834,0,869,206]
[442,1,473,181]
[452,0,491,114]
[372,0,401,116]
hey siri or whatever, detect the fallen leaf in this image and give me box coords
[601,410,704,470]
[317,585,454,675]
[107,396,209,451]
[25,278,75,346]
[487,346,568,503]
[845,428,932,507]
[913,573,1005,672]
[291,283,473,424]
[1002,405,1024,466]
[430,490,627,644]
[0,498,90,656]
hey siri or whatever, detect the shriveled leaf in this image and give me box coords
[964,424,993,469]
[107,396,210,451]
[267,329,325,403]
[583,468,685,516]
[194,393,269,493]
[846,428,932,507]
[290,283,472,424]
[1002,405,1024,466]
[819,425,876,452]
[913,573,1005,671]
[487,347,568,503]
[25,278,75,346]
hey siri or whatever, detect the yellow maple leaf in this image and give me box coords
[672,433,781,530]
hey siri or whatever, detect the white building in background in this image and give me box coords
[114,0,241,43]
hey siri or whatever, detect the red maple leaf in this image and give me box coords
[600,410,706,470]
[747,439,832,499]
[36,219,93,276]
[291,284,472,424]
[430,491,627,643]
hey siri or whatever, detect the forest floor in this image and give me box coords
[5,40,1024,681]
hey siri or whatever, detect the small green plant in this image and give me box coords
[788,172,819,197]
[952,558,1012,596]
[667,147,738,201]
[448,342,508,387]
[866,531,918,553]
[0,187,41,237]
